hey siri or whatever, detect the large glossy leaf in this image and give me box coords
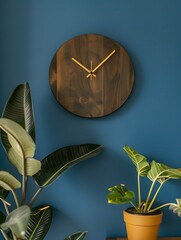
[25,205,52,240]
[64,231,87,240]
[1,82,35,153]
[0,171,21,190]
[123,145,150,176]
[148,160,181,184]
[1,205,31,239]
[107,184,135,204]
[8,148,41,176]
[33,144,103,187]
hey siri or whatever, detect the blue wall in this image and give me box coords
[1,1,181,239]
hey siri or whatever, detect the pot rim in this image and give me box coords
[124,207,162,216]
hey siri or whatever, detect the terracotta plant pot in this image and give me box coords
[123,209,163,240]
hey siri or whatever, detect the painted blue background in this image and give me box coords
[1,1,181,239]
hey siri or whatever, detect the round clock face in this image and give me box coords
[49,34,134,118]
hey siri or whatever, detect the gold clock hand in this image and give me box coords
[72,57,96,77]
[86,50,116,78]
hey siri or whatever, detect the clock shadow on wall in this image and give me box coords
[49,34,134,118]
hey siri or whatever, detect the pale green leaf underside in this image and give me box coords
[8,148,41,176]
[0,118,35,158]
[0,171,21,190]
[0,118,35,159]
[1,205,31,238]
[169,199,181,217]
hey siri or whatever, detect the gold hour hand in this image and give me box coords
[72,57,96,77]
[86,50,116,78]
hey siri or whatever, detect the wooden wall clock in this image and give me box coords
[49,34,134,118]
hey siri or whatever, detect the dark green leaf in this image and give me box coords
[33,144,103,187]
[0,187,9,199]
[5,231,13,240]
[1,82,35,152]
[64,231,87,240]
[25,205,52,240]
[0,211,6,225]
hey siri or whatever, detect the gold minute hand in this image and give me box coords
[72,57,96,77]
[86,50,116,78]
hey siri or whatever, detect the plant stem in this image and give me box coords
[0,181,19,208]
[147,182,164,211]
[149,203,176,213]
[2,201,10,215]
[29,187,43,207]
[144,180,156,212]
[22,174,27,205]
[137,173,141,206]
[129,201,138,211]
[13,233,18,240]
[0,229,9,240]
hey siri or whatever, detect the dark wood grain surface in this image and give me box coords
[49,34,134,118]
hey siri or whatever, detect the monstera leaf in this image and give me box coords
[33,144,103,187]
[148,160,181,184]
[64,231,87,240]
[25,205,52,240]
[1,82,35,153]
[107,184,135,204]
[123,145,150,176]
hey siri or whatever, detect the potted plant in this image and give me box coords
[0,83,103,240]
[107,145,181,240]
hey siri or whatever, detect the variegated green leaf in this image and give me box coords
[107,184,135,204]
[123,145,150,176]
[64,231,87,240]
[169,199,181,217]
[0,171,21,190]
[1,205,31,239]
[1,82,35,153]
[148,160,181,184]
[8,148,41,176]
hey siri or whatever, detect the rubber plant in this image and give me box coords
[107,145,181,215]
[0,83,103,240]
